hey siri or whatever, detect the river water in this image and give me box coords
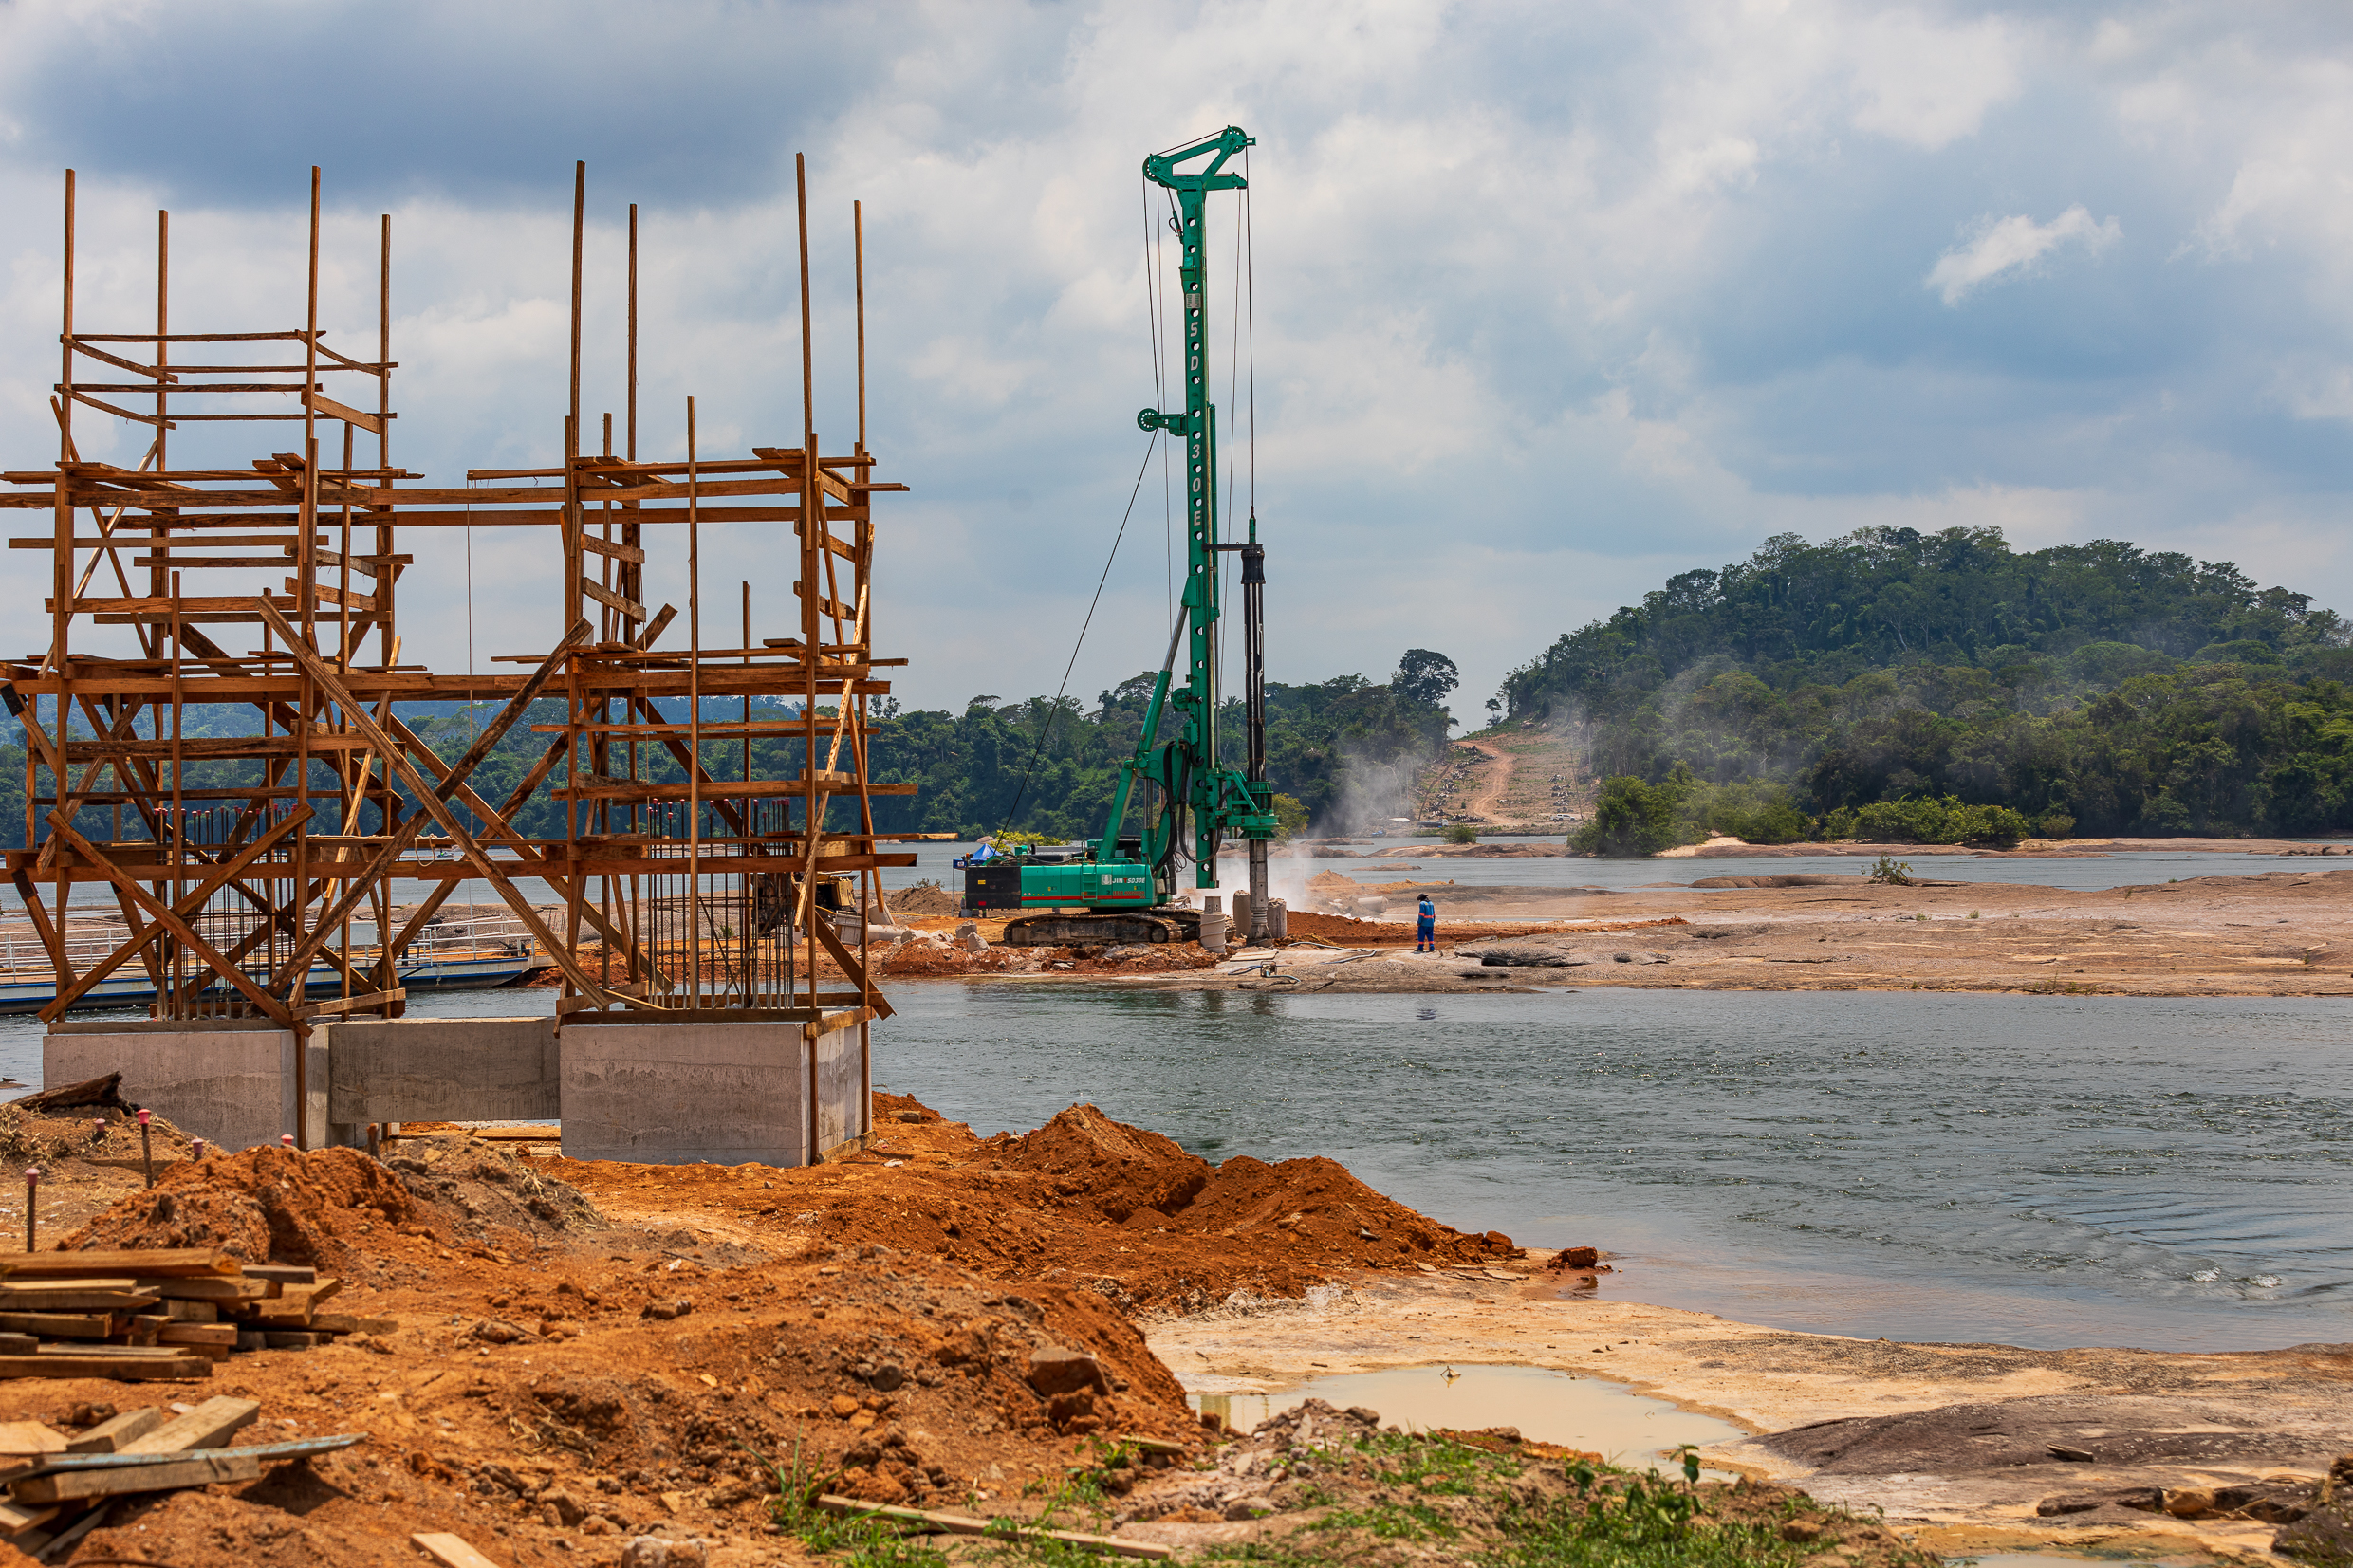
[3,847,2345,1356]
[871,984,2352,1355]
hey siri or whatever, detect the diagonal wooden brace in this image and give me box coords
[263,616,591,991]
[41,811,306,1022]
[808,914,894,1020]
[256,601,621,1009]
[44,817,297,1027]
[380,716,670,992]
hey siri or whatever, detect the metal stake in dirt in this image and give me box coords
[22,1168,39,1252]
[191,1137,205,1161]
[137,1107,155,1189]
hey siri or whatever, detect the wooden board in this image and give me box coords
[135,1277,269,1302]
[0,1355,210,1382]
[816,1496,1174,1559]
[0,1497,57,1536]
[0,1283,158,1312]
[11,1450,263,1503]
[120,1395,257,1453]
[0,1313,114,1339]
[0,1425,65,1457]
[156,1324,237,1347]
[248,1303,313,1328]
[239,1264,315,1285]
[65,1408,161,1453]
[0,1248,240,1280]
[411,1531,506,1568]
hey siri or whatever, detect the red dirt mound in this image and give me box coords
[573,1097,1520,1314]
[999,1104,1210,1222]
[1183,1153,1502,1262]
[58,1144,417,1268]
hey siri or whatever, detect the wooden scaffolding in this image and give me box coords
[2,159,910,1138]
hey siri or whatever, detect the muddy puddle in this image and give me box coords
[1184,1362,1743,1467]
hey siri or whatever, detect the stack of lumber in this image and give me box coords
[0,1249,393,1379]
[0,1394,365,1558]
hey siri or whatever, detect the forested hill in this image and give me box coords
[1500,526,2353,839]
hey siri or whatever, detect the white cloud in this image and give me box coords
[1845,8,2025,151]
[1924,205,2121,305]
[4,4,2353,716]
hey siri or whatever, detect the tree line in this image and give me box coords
[0,650,1464,849]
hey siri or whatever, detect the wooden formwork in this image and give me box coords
[2,159,910,1135]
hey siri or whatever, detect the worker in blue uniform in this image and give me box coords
[1415,893,1437,953]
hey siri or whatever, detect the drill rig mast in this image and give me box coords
[962,126,1276,944]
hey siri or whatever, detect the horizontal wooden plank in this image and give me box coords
[46,594,306,614]
[285,578,376,611]
[0,1250,241,1280]
[0,1314,113,1339]
[64,735,373,760]
[155,1324,237,1347]
[292,990,404,1022]
[12,1449,260,1502]
[134,1278,269,1303]
[0,1285,157,1312]
[555,780,918,801]
[0,1355,210,1382]
[68,382,320,395]
[239,1265,315,1284]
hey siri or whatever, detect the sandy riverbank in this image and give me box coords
[851,865,2353,997]
[1147,1263,2353,1560]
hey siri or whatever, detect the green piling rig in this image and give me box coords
[961,126,1276,947]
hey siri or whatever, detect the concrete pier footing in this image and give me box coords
[324,1016,558,1147]
[558,1019,866,1166]
[39,1010,870,1165]
[45,1023,326,1152]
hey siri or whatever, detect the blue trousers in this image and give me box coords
[1416,919,1436,949]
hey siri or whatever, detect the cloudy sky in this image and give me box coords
[4,1,2351,719]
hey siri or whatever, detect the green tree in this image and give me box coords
[1573,776,1688,857]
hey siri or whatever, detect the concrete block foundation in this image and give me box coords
[43,1023,325,1152]
[560,1019,866,1166]
[324,1016,558,1144]
[41,1010,869,1166]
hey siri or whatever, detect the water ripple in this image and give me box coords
[878,987,2353,1350]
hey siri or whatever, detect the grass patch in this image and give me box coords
[775,1424,1939,1568]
